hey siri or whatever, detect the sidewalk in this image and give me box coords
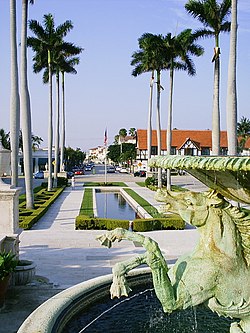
[1,177,200,333]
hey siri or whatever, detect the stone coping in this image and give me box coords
[149,155,250,172]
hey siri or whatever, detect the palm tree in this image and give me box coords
[163,29,204,189]
[128,128,136,138]
[54,54,81,187]
[131,33,167,187]
[27,14,76,190]
[20,0,35,208]
[185,0,231,155]
[226,0,237,155]
[38,50,81,187]
[131,33,156,171]
[57,52,82,174]
[237,116,250,153]
[0,129,10,150]
[10,0,20,187]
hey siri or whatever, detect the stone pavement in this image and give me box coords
[1,175,203,333]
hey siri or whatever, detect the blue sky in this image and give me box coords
[0,0,250,151]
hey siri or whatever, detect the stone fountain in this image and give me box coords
[17,155,250,333]
[97,155,250,333]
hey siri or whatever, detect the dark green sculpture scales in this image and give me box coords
[97,156,250,333]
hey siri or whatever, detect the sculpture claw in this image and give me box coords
[96,229,125,248]
[110,275,132,299]
[96,234,113,248]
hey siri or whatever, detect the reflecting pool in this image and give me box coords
[95,191,136,220]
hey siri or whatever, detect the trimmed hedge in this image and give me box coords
[75,214,185,231]
[133,215,185,232]
[19,186,65,230]
[75,216,129,230]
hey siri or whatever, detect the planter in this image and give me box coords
[12,260,36,286]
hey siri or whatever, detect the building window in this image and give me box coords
[201,148,210,155]
[151,146,158,155]
[171,147,176,155]
[184,148,194,156]
[220,148,228,156]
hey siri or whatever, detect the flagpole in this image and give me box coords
[104,128,107,184]
[104,145,107,184]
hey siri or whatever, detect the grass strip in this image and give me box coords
[80,188,94,217]
[123,188,161,218]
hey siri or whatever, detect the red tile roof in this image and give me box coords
[137,129,250,150]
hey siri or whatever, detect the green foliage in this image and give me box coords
[0,128,43,151]
[106,144,121,163]
[237,116,250,152]
[64,146,86,170]
[0,252,18,280]
[107,143,136,164]
[119,128,127,138]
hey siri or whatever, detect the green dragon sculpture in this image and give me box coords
[97,189,250,333]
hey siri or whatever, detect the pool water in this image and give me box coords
[95,191,136,220]
[62,283,233,333]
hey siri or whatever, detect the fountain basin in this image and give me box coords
[17,267,233,333]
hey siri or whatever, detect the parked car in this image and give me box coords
[84,165,92,171]
[74,169,84,175]
[134,170,146,177]
[34,171,44,179]
[115,165,121,172]
[119,168,128,173]
[67,171,74,179]
[107,166,116,173]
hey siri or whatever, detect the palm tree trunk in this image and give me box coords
[20,0,34,209]
[47,50,53,191]
[147,71,154,172]
[60,72,65,172]
[226,0,238,156]
[166,68,174,190]
[53,72,60,188]
[156,70,162,188]
[212,39,221,156]
[10,0,20,187]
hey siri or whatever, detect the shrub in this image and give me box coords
[145,176,156,187]
[133,215,185,232]
[75,215,184,231]
[75,216,129,230]
[57,177,68,187]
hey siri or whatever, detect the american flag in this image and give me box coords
[104,128,107,146]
